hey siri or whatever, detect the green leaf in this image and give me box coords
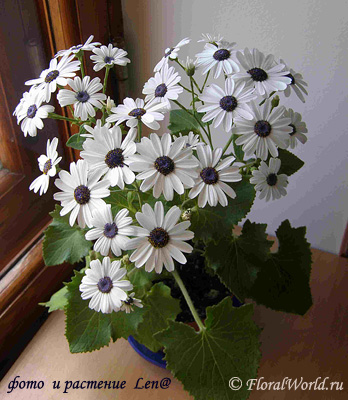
[105,191,137,216]
[277,148,304,176]
[134,283,181,352]
[233,135,245,161]
[43,205,92,266]
[39,286,68,312]
[155,298,261,400]
[128,267,156,298]
[168,109,204,135]
[66,125,87,150]
[110,306,147,342]
[190,178,255,243]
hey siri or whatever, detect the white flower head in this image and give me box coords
[55,35,101,58]
[143,63,183,106]
[57,76,106,121]
[120,292,143,314]
[283,108,308,149]
[130,133,199,201]
[181,56,198,76]
[173,132,204,150]
[125,201,194,273]
[250,158,288,201]
[233,48,292,97]
[235,100,292,160]
[198,33,224,45]
[15,87,54,137]
[102,96,116,112]
[198,78,257,132]
[25,55,80,102]
[85,205,134,257]
[81,125,136,189]
[280,59,308,103]
[90,44,130,72]
[154,37,190,72]
[79,257,133,314]
[195,41,239,79]
[189,145,242,208]
[53,159,110,228]
[29,137,62,195]
[80,119,110,138]
[106,97,166,130]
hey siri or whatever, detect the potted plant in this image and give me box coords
[14,33,312,400]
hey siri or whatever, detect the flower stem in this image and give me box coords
[178,82,193,94]
[77,54,85,78]
[103,66,111,94]
[222,132,235,156]
[190,78,196,111]
[134,180,143,207]
[48,112,79,124]
[201,71,210,92]
[172,269,205,332]
[137,120,142,142]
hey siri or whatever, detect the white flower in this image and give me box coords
[90,44,130,72]
[142,63,183,106]
[198,78,256,132]
[181,56,198,76]
[29,137,62,195]
[198,33,224,44]
[85,205,134,257]
[235,100,292,160]
[154,38,190,72]
[55,35,101,58]
[280,59,308,103]
[125,202,194,273]
[15,88,54,137]
[79,257,133,314]
[195,41,239,79]
[173,132,203,150]
[80,119,109,138]
[189,145,242,207]
[102,96,116,113]
[250,158,288,201]
[233,48,291,97]
[106,97,166,130]
[25,55,80,102]
[130,133,199,201]
[81,125,136,189]
[57,76,106,121]
[54,159,110,228]
[120,292,143,314]
[283,108,308,149]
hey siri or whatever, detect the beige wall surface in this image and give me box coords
[121,0,348,254]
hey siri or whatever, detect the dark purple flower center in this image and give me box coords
[104,56,114,64]
[148,227,169,248]
[219,96,237,112]
[97,276,113,293]
[45,70,59,83]
[247,67,268,82]
[27,104,37,118]
[105,148,124,168]
[74,185,90,204]
[124,297,134,306]
[200,167,219,184]
[76,91,90,103]
[155,83,167,98]
[213,49,230,61]
[103,222,118,238]
[128,108,146,118]
[165,48,174,57]
[266,173,278,186]
[289,123,297,136]
[72,44,83,51]
[154,156,175,176]
[254,120,272,137]
[286,73,295,85]
[43,159,52,175]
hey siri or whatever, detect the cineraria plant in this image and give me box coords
[15,34,312,400]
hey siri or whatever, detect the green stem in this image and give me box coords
[190,78,196,111]
[172,269,205,332]
[239,161,256,170]
[77,54,85,78]
[174,58,186,70]
[222,132,235,156]
[201,71,210,92]
[48,112,79,124]
[259,91,276,106]
[134,180,143,207]
[191,76,201,93]
[177,82,193,94]
[137,120,142,142]
[103,66,111,94]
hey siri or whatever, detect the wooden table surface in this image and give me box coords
[1,247,347,399]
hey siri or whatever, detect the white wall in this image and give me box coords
[121,0,348,254]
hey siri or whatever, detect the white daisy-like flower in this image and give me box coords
[85,205,134,256]
[125,202,194,273]
[235,100,292,160]
[283,108,308,149]
[79,257,133,314]
[250,158,288,201]
[233,48,291,97]
[57,76,106,121]
[90,44,130,72]
[54,159,110,228]
[120,292,143,314]
[173,132,203,150]
[101,96,116,113]
[129,133,199,201]
[55,35,101,58]
[15,88,54,137]
[195,41,239,79]
[106,97,166,130]
[142,63,183,106]
[29,137,62,195]
[81,125,136,189]
[189,145,242,208]
[198,78,256,132]
[280,59,308,103]
[25,55,80,102]
[154,37,190,72]
[198,33,224,44]
[80,119,109,139]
